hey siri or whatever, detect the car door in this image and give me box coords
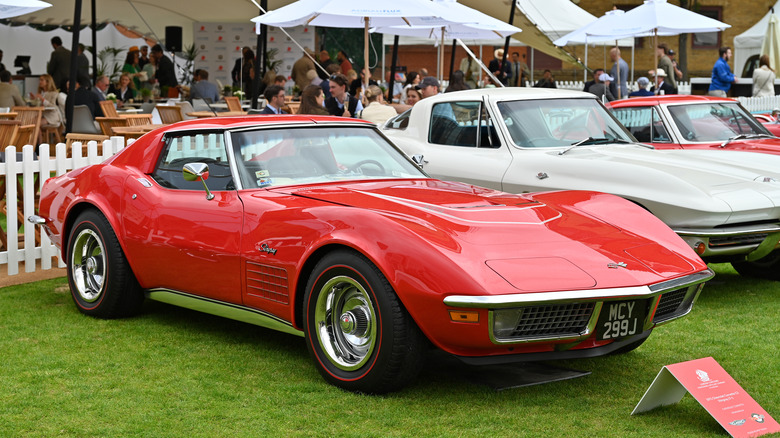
[416,99,513,191]
[122,131,244,304]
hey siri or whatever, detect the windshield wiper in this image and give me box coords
[719,133,774,148]
[559,137,631,155]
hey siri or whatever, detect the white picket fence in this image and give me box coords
[1,137,128,277]
[736,95,780,114]
[556,80,692,95]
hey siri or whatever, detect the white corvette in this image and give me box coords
[382,88,780,279]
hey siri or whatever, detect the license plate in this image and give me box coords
[596,300,646,341]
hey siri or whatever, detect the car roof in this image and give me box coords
[610,94,736,108]
[423,87,595,103]
[161,114,373,132]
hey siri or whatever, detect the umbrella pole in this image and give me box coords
[449,39,457,80]
[654,29,659,91]
[440,27,445,82]
[616,41,621,99]
[364,17,369,97]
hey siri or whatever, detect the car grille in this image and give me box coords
[652,288,689,323]
[496,303,595,340]
[708,233,768,248]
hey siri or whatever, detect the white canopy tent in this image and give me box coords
[0,0,49,19]
[734,0,780,77]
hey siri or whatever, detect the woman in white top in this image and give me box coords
[360,85,398,126]
[400,72,420,105]
[752,54,776,98]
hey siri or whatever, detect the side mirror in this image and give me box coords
[183,162,215,200]
[411,154,426,167]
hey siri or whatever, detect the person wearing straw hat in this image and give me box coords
[650,69,675,95]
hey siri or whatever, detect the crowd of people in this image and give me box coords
[4,38,777,131]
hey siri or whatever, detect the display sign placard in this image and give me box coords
[633,357,779,438]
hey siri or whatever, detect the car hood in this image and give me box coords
[536,145,780,226]
[269,180,699,289]
[699,137,780,154]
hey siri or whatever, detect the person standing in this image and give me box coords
[708,46,736,97]
[297,84,329,115]
[337,50,352,77]
[654,43,677,94]
[232,47,249,88]
[609,47,629,99]
[47,36,71,91]
[584,68,604,92]
[123,46,143,90]
[488,49,510,86]
[151,44,178,90]
[668,49,684,81]
[138,45,150,69]
[317,50,334,80]
[509,51,527,87]
[588,73,615,102]
[459,51,481,89]
[292,48,316,90]
[752,54,775,97]
[77,44,90,87]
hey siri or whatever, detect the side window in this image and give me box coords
[152,132,234,190]
[385,110,410,130]
[428,101,500,148]
[612,107,670,143]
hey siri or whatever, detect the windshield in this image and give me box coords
[666,102,772,142]
[230,126,425,188]
[496,98,635,148]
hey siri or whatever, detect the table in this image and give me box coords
[186,111,247,118]
[112,124,167,140]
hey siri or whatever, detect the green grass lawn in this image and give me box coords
[0,264,777,437]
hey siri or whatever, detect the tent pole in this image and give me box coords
[65,0,83,134]
[388,35,399,102]
[449,38,457,80]
[251,0,267,110]
[501,0,517,86]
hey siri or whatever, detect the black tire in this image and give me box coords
[303,250,425,393]
[732,251,780,280]
[67,210,143,318]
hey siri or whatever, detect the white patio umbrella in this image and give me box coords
[0,0,50,19]
[761,13,780,73]
[251,0,466,91]
[571,0,730,89]
[372,0,521,83]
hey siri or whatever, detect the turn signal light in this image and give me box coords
[449,310,479,323]
[694,241,706,255]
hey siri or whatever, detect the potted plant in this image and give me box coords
[106,92,118,108]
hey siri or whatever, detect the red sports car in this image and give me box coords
[32,116,712,393]
[609,95,780,153]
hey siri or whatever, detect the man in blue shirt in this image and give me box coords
[190,69,221,103]
[708,46,737,97]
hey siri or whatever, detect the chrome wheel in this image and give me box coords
[70,228,106,302]
[314,275,377,371]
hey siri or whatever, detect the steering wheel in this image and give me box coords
[347,159,386,175]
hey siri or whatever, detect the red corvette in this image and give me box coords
[609,95,780,154]
[33,116,712,393]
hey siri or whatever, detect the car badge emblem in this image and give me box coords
[257,243,277,255]
[536,172,548,180]
[607,262,627,269]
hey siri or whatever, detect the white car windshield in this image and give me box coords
[497,98,635,148]
[230,126,425,188]
[665,102,772,142]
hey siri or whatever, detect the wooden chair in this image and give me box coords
[122,114,153,126]
[11,124,36,147]
[12,106,44,145]
[156,105,184,124]
[224,96,242,112]
[96,117,129,136]
[64,133,109,157]
[99,100,120,118]
[0,120,21,148]
[41,123,63,145]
